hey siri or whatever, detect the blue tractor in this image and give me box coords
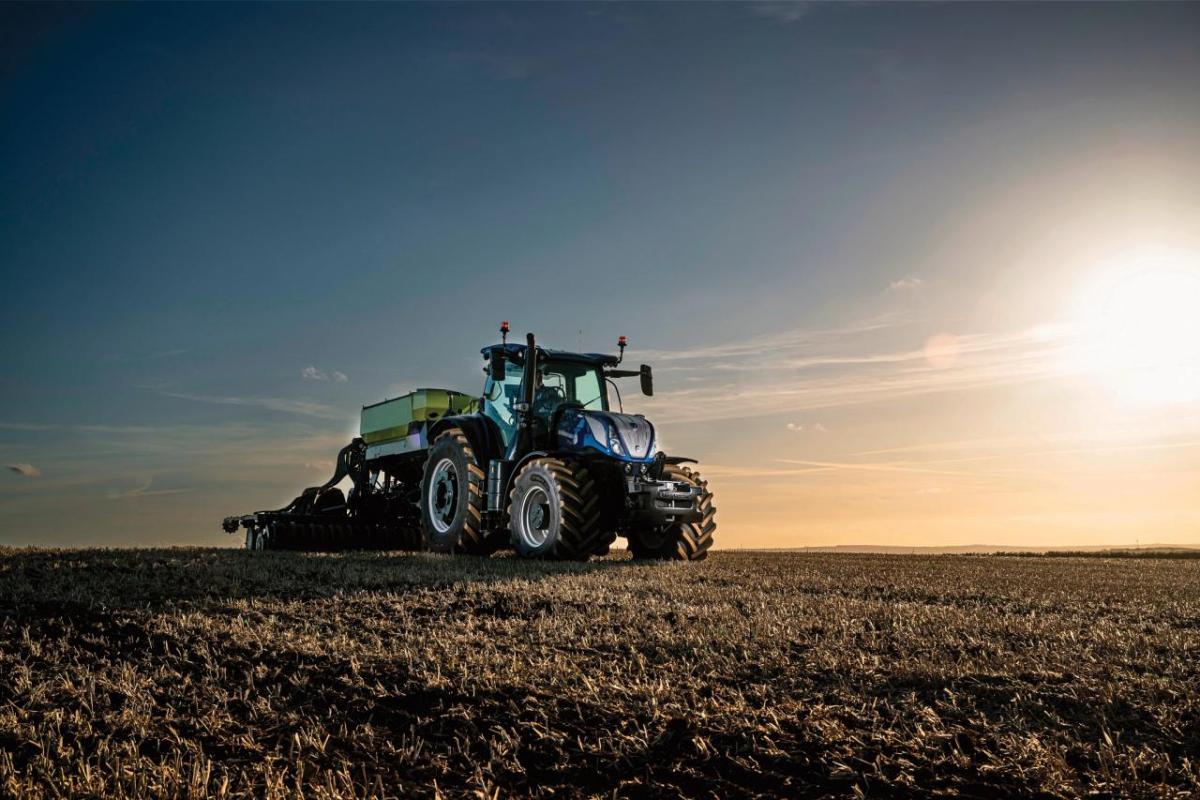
[224,325,715,561]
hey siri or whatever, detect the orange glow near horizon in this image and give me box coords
[652,242,1200,550]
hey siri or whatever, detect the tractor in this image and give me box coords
[223,325,715,560]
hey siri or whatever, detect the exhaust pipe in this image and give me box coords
[508,332,539,460]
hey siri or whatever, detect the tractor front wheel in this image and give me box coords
[627,464,716,561]
[508,458,604,560]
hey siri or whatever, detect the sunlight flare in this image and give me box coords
[1069,248,1200,405]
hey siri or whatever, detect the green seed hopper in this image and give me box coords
[360,388,477,459]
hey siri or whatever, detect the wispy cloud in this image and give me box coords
[889,275,923,291]
[636,314,905,365]
[1,421,239,438]
[852,414,1200,460]
[6,463,41,477]
[302,366,349,383]
[102,348,188,363]
[637,317,1079,424]
[862,435,1200,465]
[106,477,191,501]
[774,458,983,478]
[161,391,341,419]
[752,2,812,25]
[0,421,353,501]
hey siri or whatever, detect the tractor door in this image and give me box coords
[482,359,525,447]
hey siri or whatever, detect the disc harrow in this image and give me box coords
[245,517,423,552]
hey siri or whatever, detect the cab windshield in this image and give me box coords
[534,360,607,419]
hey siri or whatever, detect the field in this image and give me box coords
[1,549,1198,799]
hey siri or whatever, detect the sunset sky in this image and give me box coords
[2,3,1198,548]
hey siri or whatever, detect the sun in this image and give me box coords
[1069,249,1200,406]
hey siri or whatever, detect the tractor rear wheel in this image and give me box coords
[508,457,605,560]
[420,427,493,555]
[628,464,716,561]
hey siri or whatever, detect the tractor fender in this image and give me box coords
[648,453,697,480]
[427,414,505,466]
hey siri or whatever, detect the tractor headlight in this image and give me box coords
[584,416,625,457]
[583,414,637,458]
[607,425,626,456]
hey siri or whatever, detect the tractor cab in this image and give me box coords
[479,324,660,467]
[481,343,615,449]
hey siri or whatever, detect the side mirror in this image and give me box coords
[490,351,506,382]
[640,364,653,397]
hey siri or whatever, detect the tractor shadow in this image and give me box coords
[0,546,658,615]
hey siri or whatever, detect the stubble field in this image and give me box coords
[1,548,1197,798]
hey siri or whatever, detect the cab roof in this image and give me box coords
[482,343,620,368]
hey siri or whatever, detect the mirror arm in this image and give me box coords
[606,378,624,414]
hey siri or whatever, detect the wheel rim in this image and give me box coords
[518,484,552,549]
[428,458,459,534]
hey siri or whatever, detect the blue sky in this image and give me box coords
[3,3,1199,547]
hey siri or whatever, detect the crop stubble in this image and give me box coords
[0,549,1197,798]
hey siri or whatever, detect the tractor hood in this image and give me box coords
[556,408,657,462]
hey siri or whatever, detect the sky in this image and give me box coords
[2,2,1199,549]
